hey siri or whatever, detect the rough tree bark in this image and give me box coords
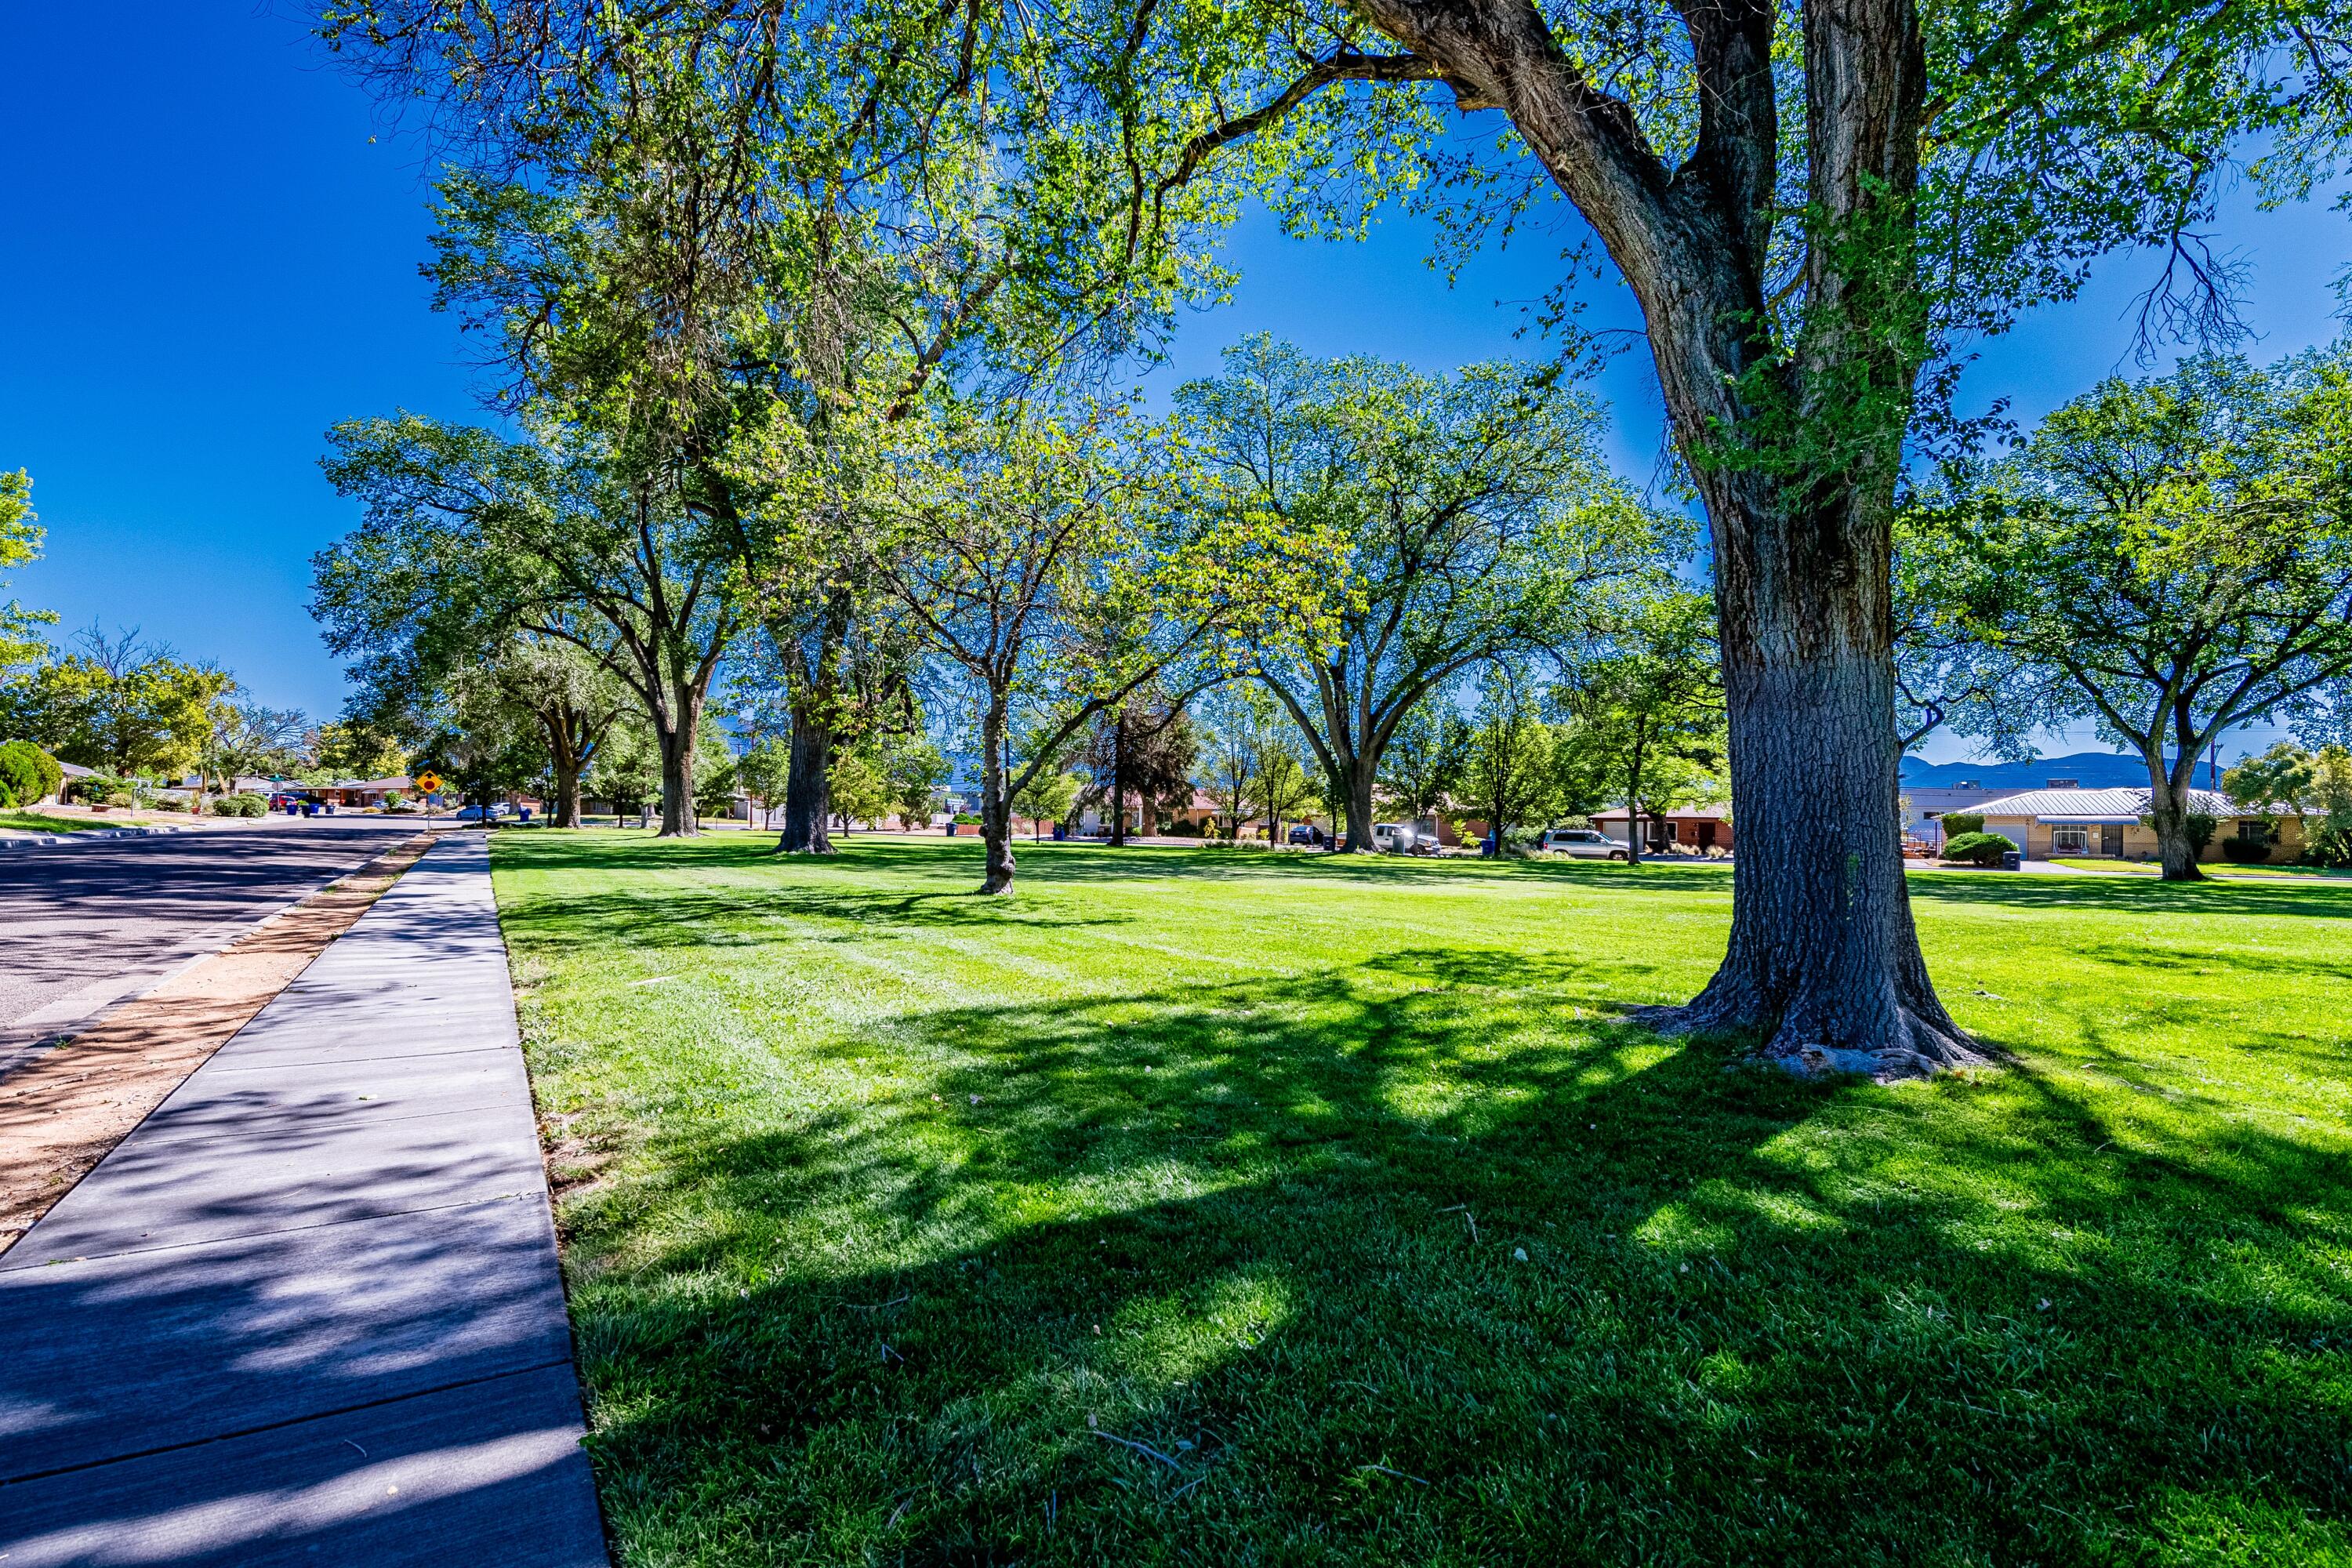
[977,699,1018,894]
[532,697,610,829]
[777,586,853,855]
[543,720,586,829]
[779,713,834,854]
[654,682,705,838]
[1106,710,1129,847]
[2143,763,2209,882]
[1621,725,1649,867]
[1330,0,1979,1070]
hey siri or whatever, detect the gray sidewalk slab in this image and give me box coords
[0,835,608,1566]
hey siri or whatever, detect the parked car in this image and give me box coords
[452,804,513,822]
[1371,822,1439,855]
[1287,823,1326,846]
[1540,827,1630,861]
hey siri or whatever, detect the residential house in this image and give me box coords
[1971,785,2303,863]
[311,775,416,808]
[1903,783,2006,847]
[1589,806,1733,856]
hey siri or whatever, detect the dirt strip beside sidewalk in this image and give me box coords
[0,832,439,1253]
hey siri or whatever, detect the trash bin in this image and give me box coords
[945,822,957,836]
[2001,849,2021,871]
[1052,822,1066,841]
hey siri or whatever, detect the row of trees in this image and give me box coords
[1899,350,2352,881]
[312,332,1694,885]
[305,0,2351,1070]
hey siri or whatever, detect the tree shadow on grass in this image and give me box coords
[499,882,1133,953]
[549,954,2352,1566]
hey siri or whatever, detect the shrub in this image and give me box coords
[2220,837,2270,863]
[66,774,125,805]
[211,793,267,818]
[1940,831,2013,866]
[2300,817,2352,868]
[105,790,138,809]
[1499,824,1546,861]
[1168,819,1203,837]
[0,741,62,808]
[1939,811,1985,837]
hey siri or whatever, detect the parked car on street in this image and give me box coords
[1287,823,1326,846]
[452,804,513,822]
[1372,822,1439,855]
[1540,827,1630,860]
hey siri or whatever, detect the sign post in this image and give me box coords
[415,771,444,824]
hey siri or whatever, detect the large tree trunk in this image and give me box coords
[1664,495,1974,1072]
[776,586,852,854]
[1341,753,1376,852]
[1623,734,1648,867]
[2144,769,2208,882]
[655,702,699,838]
[541,711,584,829]
[1107,710,1128,847]
[978,699,1016,894]
[779,712,834,854]
[550,755,583,829]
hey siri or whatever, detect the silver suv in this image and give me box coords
[1540,827,1629,861]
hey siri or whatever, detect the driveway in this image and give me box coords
[0,817,424,1076]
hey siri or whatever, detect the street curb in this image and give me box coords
[0,824,194,851]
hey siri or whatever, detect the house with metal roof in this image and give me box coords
[1972,784,2301,863]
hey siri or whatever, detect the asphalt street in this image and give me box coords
[0,818,424,1076]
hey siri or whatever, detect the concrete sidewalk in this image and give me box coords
[0,836,607,1566]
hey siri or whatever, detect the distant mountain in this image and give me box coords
[1897,750,2184,790]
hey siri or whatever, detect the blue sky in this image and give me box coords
[3,5,2344,765]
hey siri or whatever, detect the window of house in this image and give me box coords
[2050,825,2091,855]
[2239,820,2272,846]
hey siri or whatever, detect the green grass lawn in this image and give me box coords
[0,809,154,833]
[492,834,2352,1566]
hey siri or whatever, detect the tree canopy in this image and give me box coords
[1915,350,2352,879]
[1177,335,1668,851]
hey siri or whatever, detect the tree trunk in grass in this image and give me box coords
[978,698,1017,894]
[777,586,853,855]
[549,748,583,829]
[1107,710,1128,848]
[655,687,702,838]
[2144,768,2208,883]
[1662,491,1973,1070]
[779,712,834,854]
[1621,723,1650,868]
[538,713,585,829]
[1342,755,1377,853]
